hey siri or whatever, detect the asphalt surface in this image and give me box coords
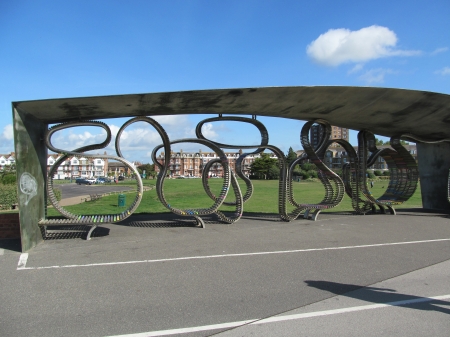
[0,209,449,337]
[57,182,134,199]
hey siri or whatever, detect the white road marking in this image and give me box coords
[17,253,28,269]
[17,238,450,270]
[104,294,450,337]
[257,294,450,323]
[0,249,4,256]
[105,320,255,337]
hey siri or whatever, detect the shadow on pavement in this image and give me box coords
[305,280,450,315]
[39,225,110,240]
[0,238,21,252]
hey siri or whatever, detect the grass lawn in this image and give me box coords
[46,178,423,218]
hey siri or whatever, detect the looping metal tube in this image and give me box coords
[196,116,270,203]
[45,120,143,223]
[152,138,243,226]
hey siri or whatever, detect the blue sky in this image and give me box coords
[1,0,449,162]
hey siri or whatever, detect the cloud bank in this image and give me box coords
[307,25,420,66]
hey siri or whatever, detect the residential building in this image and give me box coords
[154,149,277,177]
[106,161,141,177]
[309,125,350,149]
[0,152,15,170]
[46,153,108,179]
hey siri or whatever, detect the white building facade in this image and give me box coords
[0,152,15,171]
[47,154,108,179]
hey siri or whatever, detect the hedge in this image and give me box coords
[0,184,18,210]
[0,184,61,210]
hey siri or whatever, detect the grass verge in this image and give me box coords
[46,179,422,217]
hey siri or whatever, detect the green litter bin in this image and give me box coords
[118,194,126,207]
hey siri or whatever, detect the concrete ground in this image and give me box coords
[0,208,449,337]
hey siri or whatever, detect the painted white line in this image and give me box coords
[257,294,450,323]
[104,320,255,337]
[17,238,450,271]
[17,253,28,269]
[0,249,4,256]
[105,294,450,337]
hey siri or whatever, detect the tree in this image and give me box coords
[375,137,385,146]
[137,163,156,179]
[301,162,317,171]
[268,165,280,179]
[250,153,279,180]
[375,137,409,146]
[292,165,302,177]
[285,147,298,167]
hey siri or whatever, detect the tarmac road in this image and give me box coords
[57,182,134,199]
[1,210,449,337]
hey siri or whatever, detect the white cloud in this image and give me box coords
[358,68,395,84]
[435,67,450,76]
[348,64,364,74]
[307,25,421,66]
[153,115,189,126]
[201,123,218,140]
[1,124,13,140]
[431,47,448,55]
[108,124,121,138]
[0,124,14,152]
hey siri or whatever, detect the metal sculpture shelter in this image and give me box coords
[13,86,450,251]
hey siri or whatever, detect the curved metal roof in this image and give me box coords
[13,86,450,140]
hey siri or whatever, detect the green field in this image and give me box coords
[46,178,422,218]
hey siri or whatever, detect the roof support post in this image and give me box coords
[13,106,47,251]
[417,142,450,211]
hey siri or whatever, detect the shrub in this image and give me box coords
[301,171,310,180]
[374,170,383,176]
[1,173,17,185]
[0,184,18,210]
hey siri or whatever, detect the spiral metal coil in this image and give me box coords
[152,138,242,227]
[353,130,419,215]
[45,120,144,224]
[196,116,300,221]
[448,169,450,204]
[295,120,346,220]
[196,116,269,205]
[43,115,431,227]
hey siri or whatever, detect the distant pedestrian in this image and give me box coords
[370,181,374,188]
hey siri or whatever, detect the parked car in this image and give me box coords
[96,177,111,184]
[86,177,96,184]
[75,178,93,185]
[118,176,125,181]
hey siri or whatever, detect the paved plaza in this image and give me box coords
[1,209,449,336]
